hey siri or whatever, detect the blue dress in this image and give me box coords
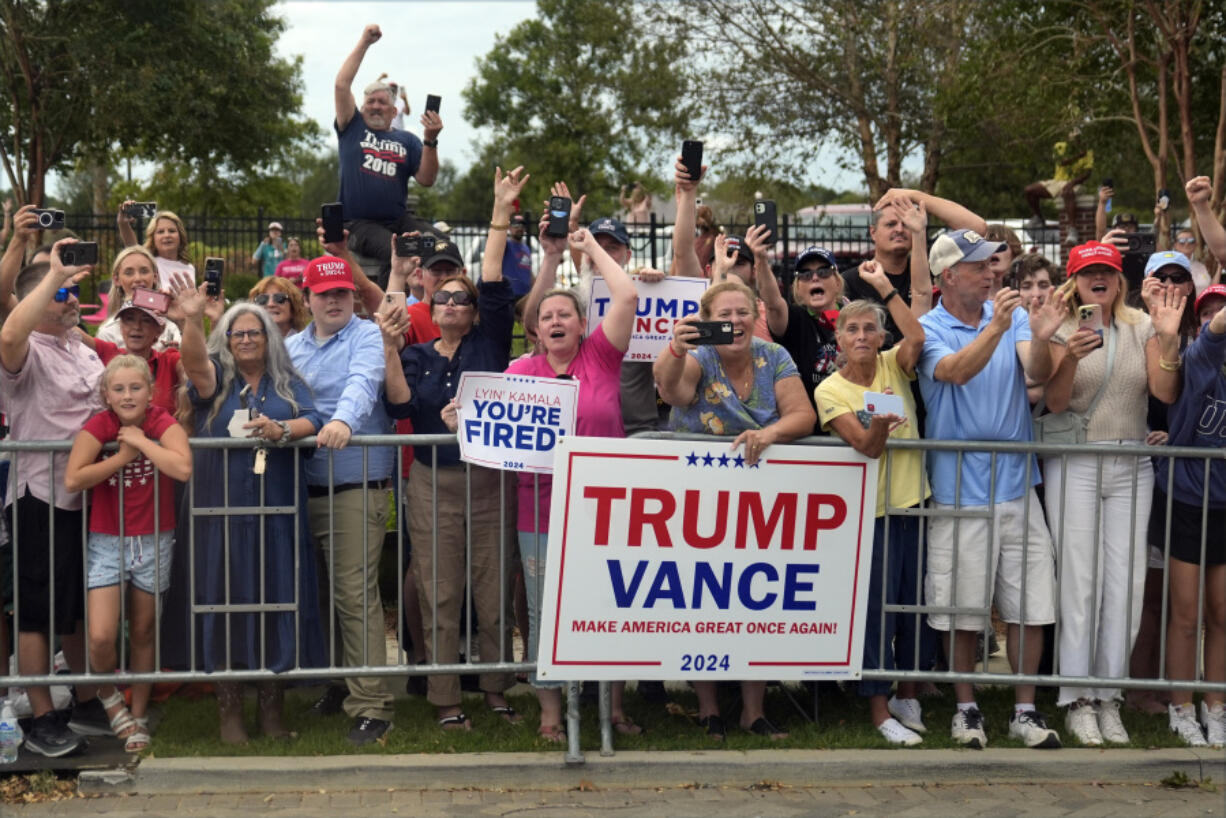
[161,362,326,673]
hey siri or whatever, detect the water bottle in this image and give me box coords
[0,701,19,764]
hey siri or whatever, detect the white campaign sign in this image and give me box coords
[536,437,878,680]
[455,372,579,474]
[586,275,709,362]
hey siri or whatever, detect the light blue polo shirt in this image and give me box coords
[286,314,394,486]
[917,299,1039,505]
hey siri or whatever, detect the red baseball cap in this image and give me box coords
[1195,283,1226,316]
[302,255,356,293]
[1066,241,1122,277]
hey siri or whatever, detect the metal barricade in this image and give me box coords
[2,432,1223,763]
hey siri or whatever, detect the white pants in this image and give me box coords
[1044,445,1152,705]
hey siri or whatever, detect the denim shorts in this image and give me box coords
[87,531,174,593]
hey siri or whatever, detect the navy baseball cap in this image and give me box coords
[795,246,838,272]
[927,228,1005,276]
[588,217,629,246]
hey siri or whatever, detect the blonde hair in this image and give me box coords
[143,212,191,264]
[699,279,758,320]
[835,299,887,334]
[1053,269,1141,326]
[249,276,310,331]
[100,354,153,403]
[108,245,160,317]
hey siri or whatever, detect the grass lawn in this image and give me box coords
[146,682,1190,757]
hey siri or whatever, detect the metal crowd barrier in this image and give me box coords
[2,433,1223,763]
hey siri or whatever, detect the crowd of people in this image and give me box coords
[0,23,1223,762]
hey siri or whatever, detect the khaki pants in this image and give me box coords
[407,460,515,707]
[308,487,394,721]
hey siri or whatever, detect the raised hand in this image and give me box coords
[550,181,586,232]
[898,200,927,235]
[674,156,705,192]
[167,271,208,319]
[858,259,891,296]
[990,286,1022,329]
[1028,290,1069,342]
[743,223,771,260]
[1185,176,1212,206]
[494,165,530,209]
[1149,283,1187,340]
[360,24,381,47]
[710,234,736,281]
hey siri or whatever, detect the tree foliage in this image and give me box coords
[462,0,693,217]
[0,0,316,207]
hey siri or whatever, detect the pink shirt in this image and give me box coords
[0,331,104,510]
[505,323,625,533]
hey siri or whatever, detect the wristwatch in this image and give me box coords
[274,419,292,446]
[423,138,439,148]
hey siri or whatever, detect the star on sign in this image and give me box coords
[733,454,745,468]
[701,452,715,467]
[685,451,699,466]
[718,453,730,467]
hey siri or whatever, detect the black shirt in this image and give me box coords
[772,303,839,435]
[842,255,912,346]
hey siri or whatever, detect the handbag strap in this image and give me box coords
[1032,322,1118,419]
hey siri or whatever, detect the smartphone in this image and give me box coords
[379,291,407,316]
[123,201,157,221]
[58,241,98,266]
[1101,177,1113,214]
[754,200,778,241]
[425,94,441,114]
[1124,232,1157,255]
[546,196,571,238]
[321,202,345,244]
[419,235,436,257]
[132,287,170,313]
[33,208,66,230]
[1078,304,1104,338]
[1156,188,1170,211]
[394,235,419,258]
[204,257,224,297]
[681,140,703,182]
[691,320,734,346]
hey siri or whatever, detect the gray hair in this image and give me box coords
[201,303,308,429]
[362,81,392,101]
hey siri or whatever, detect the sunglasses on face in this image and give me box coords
[795,268,837,281]
[53,285,80,303]
[1176,237,1196,245]
[431,289,474,306]
[226,328,265,340]
[1153,271,1191,284]
[254,292,290,306]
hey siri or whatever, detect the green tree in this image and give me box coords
[462,0,693,217]
[0,0,315,207]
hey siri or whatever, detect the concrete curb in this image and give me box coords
[79,748,1225,795]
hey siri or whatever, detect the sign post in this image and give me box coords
[536,437,878,680]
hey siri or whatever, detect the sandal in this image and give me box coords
[99,690,140,741]
[489,704,523,725]
[537,723,566,743]
[612,716,644,735]
[124,717,151,753]
[437,712,472,731]
[697,714,726,741]
[743,716,788,740]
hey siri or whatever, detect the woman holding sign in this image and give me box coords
[654,243,817,741]
[814,261,931,746]
[503,193,641,743]
[381,167,522,731]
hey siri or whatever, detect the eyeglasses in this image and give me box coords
[1176,237,1196,245]
[1153,271,1191,284]
[53,285,80,303]
[255,293,290,306]
[795,268,837,281]
[431,289,474,306]
[226,328,265,340]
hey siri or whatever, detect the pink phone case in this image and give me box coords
[133,287,170,313]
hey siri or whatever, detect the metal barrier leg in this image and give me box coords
[599,680,613,756]
[565,680,585,765]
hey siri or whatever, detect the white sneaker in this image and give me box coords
[1097,699,1130,744]
[887,696,927,733]
[1199,701,1225,749]
[1065,700,1103,746]
[950,706,987,749]
[1009,709,1062,749]
[1170,703,1208,748]
[877,717,923,746]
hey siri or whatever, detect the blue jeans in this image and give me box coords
[517,529,564,690]
[861,512,926,698]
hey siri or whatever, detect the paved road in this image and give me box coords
[9,782,1224,817]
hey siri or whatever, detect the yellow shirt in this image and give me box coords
[814,347,930,517]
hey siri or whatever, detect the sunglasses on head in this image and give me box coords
[1153,271,1191,284]
[795,268,837,281]
[53,285,80,303]
[431,289,474,306]
[255,292,290,306]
